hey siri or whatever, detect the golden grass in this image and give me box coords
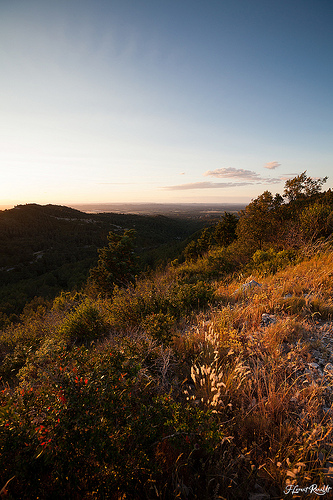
[178,248,333,494]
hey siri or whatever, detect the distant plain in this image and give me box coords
[70,202,246,218]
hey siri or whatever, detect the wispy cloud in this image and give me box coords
[204,167,262,181]
[204,167,281,184]
[264,161,281,170]
[163,181,251,191]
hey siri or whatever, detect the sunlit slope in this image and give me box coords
[1,241,333,498]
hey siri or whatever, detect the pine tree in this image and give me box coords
[88,229,138,295]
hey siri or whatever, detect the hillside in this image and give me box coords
[1,238,333,498]
[0,203,204,320]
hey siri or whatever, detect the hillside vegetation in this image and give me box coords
[1,173,333,498]
[0,204,204,323]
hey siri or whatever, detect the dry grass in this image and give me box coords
[177,249,333,495]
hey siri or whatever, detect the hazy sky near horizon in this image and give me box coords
[1,0,332,207]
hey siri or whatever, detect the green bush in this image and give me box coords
[0,338,227,499]
[107,280,173,331]
[107,278,214,336]
[52,291,84,312]
[141,312,176,344]
[58,299,107,342]
[88,229,139,296]
[166,280,215,317]
[251,248,296,275]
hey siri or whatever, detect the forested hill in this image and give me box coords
[0,203,204,320]
[0,203,203,264]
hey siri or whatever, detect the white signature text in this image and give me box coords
[284,484,332,496]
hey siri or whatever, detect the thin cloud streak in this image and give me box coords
[163,181,252,191]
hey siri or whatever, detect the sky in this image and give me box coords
[1,0,332,208]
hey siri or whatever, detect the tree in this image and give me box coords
[283,171,327,203]
[281,173,330,246]
[236,191,284,251]
[183,227,213,261]
[88,229,138,296]
[213,212,238,246]
[297,203,333,242]
[232,173,330,254]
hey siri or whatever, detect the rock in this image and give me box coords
[243,279,262,290]
[261,313,277,327]
[233,279,262,296]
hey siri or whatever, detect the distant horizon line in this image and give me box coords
[1,201,248,209]
[0,201,248,219]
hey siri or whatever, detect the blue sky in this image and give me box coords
[1,0,332,207]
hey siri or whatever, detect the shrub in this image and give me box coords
[166,281,215,317]
[58,299,107,342]
[0,335,228,499]
[251,248,296,275]
[141,312,176,344]
[106,278,214,338]
[52,291,84,312]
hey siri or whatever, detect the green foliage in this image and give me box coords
[52,290,84,312]
[283,171,328,202]
[251,248,297,275]
[0,335,226,499]
[0,311,55,382]
[88,229,139,296]
[183,238,199,260]
[183,229,212,261]
[297,203,333,242]
[58,299,107,342]
[236,191,284,252]
[213,211,238,246]
[183,212,238,261]
[167,280,215,316]
[141,312,176,344]
[108,276,215,334]
[235,174,333,256]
